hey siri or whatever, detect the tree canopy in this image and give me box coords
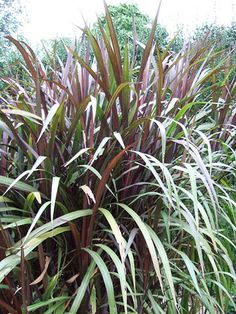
[93,3,169,53]
[0,0,22,37]
[0,0,23,85]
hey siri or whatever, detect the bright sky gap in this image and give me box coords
[21,0,236,43]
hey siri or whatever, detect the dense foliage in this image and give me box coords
[0,0,22,36]
[193,23,236,50]
[93,3,169,58]
[0,3,235,314]
[0,0,24,87]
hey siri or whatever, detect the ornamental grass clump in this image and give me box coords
[0,3,235,314]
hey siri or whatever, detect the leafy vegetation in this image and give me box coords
[0,3,235,314]
[93,4,169,54]
[193,23,236,50]
[0,0,24,88]
[0,0,22,37]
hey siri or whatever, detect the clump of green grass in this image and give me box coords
[0,3,235,313]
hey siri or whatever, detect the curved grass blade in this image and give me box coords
[96,244,128,314]
[69,255,97,313]
[117,203,164,292]
[84,248,117,314]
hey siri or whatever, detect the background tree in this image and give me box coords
[0,0,22,37]
[0,0,24,85]
[192,23,236,96]
[193,23,236,50]
[93,3,169,59]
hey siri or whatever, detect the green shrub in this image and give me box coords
[92,3,169,61]
[0,4,235,313]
